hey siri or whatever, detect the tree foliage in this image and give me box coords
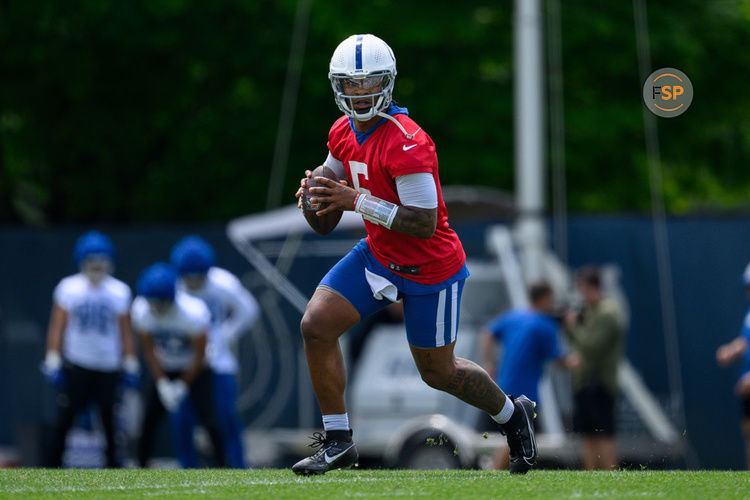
[0,0,748,224]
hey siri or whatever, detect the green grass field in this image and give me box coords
[0,469,748,499]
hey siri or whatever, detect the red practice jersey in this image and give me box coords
[327,110,466,285]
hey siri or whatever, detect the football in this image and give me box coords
[302,165,339,211]
[302,165,343,236]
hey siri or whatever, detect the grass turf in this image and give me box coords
[0,469,748,499]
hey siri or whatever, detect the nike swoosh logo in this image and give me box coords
[402,144,418,151]
[324,444,354,464]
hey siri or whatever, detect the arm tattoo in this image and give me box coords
[391,206,437,239]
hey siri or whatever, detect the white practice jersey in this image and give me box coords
[179,267,260,374]
[54,273,132,372]
[131,291,211,372]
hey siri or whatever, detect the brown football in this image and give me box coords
[302,165,343,236]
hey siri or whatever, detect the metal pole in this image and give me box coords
[546,0,568,266]
[514,0,546,281]
[633,0,697,468]
[266,0,312,210]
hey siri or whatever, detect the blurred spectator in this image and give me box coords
[170,236,261,468]
[131,263,225,468]
[716,262,750,470]
[479,281,580,470]
[43,231,137,467]
[563,265,625,470]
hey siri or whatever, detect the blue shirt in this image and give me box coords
[485,309,564,403]
[740,308,750,377]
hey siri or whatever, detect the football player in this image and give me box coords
[170,236,261,468]
[292,34,538,475]
[132,263,225,468]
[43,230,137,467]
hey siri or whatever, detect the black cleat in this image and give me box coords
[292,430,358,476]
[500,395,538,474]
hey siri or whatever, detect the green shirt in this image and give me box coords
[566,297,625,395]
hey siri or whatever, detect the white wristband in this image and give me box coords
[44,351,62,371]
[123,355,139,374]
[355,194,399,229]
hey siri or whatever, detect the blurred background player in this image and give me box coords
[292,34,537,475]
[170,235,261,468]
[716,262,750,470]
[479,281,580,470]
[131,263,225,468]
[42,230,137,467]
[563,266,625,470]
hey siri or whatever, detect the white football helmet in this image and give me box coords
[329,34,397,121]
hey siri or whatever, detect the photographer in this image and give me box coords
[563,266,625,470]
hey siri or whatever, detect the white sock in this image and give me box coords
[322,413,350,431]
[491,396,515,424]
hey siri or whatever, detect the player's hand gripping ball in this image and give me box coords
[301,165,343,236]
[302,165,339,211]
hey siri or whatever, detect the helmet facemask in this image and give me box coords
[181,272,208,293]
[81,255,113,285]
[330,71,395,121]
[147,298,174,317]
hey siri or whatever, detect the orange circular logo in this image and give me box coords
[642,68,693,118]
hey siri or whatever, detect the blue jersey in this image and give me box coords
[485,309,563,403]
[740,308,750,376]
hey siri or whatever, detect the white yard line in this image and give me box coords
[567,492,665,498]
[0,476,382,494]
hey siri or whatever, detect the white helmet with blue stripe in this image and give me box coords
[329,34,397,121]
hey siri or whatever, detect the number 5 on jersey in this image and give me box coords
[349,160,383,225]
[349,161,371,196]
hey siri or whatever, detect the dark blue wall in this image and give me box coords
[1,216,748,468]
[562,216,750,469]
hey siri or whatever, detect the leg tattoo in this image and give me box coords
[444,358,505,414]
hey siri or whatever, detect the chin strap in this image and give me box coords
[376,112,421,140]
